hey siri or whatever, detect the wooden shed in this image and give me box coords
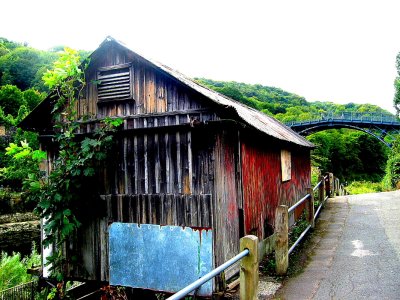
[21,37,314,293]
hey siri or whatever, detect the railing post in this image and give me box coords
[325,173,334,197]
[324,173,331,197]
[335,178,340,196]
[318,175,325,204]
[240,235,259,300]
[275,205,289,275]
[308,187,315,228]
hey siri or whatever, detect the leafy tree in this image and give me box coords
[0,46,58,91]
[0,84,25,116]
[383,137,400,189]
[23,88,44,110]
[394,52,400,116]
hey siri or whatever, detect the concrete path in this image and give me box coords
[274,190,400,300]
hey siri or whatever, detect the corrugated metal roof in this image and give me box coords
[159,64,313,147]
[109,37,313,147]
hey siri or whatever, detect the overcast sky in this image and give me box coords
[2,0,400,113]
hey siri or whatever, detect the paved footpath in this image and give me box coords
[274,190,400,300]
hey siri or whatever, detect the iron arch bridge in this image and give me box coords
[286,112,400,148]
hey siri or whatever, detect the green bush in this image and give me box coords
[0,244,40,291]
[346,181,383,194]
[382,153,400,190]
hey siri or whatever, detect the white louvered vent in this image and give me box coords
[97,63,133,102]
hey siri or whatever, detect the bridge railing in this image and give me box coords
[286,112,400,127]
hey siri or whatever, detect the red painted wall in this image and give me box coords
[241,138,311,239]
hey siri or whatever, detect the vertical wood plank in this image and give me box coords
[176,124,182,193]
[134,136,139,194]
[188,131,193,195]
[165,131,171,194]
[99,217,109,281]
[123,136,129,194]
[181,132,190,194]
[170,132,178,194]
[154,119,160,194]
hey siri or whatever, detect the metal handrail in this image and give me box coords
[288,176,329,255]
[166,249,249,300]
[288,194,310,214]
[314,202,323,221]
[313,180,323,191]
[288,224,312,255]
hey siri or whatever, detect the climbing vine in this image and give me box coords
[7,48,122,292]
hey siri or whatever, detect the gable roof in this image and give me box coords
[20,37,313,148]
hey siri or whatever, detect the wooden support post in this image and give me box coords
[329,173,334,197]
[308,187,315,228]
[335,178,340,196]
[275,205,288,275]
[318,175,325,204]
[240,235,259,300]
[325,173,331,198]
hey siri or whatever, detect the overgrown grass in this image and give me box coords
[346,181,383,194]
[0,243,40,291]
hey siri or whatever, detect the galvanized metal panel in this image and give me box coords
[109,223,213,296]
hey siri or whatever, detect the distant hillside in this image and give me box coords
[195,78,392,123]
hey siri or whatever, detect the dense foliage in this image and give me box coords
[196,78,392,183]
[0,244,40,291]
[0,37,90,93]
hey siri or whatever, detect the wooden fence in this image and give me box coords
[274,172,347,275]
[0,280,37,300]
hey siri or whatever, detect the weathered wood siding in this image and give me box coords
[71,126,217,281]
[96,129,215,196]
[241,136,311,239]
[213,130,240,278]
[76,42,216,120]
[70,127,243,282]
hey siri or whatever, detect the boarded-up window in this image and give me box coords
[281,150,291,181]
[97,63,133,102]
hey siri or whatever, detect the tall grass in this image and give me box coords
[346,181,383,195]
[0,243,40,291]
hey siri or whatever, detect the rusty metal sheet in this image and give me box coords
[109,223,213,296]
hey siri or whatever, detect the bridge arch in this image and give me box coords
[297,123,393,148]
[286,112,400,148]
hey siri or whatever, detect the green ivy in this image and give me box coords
[7,48,122,293]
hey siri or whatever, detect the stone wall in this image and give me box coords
[0,212,40,256]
